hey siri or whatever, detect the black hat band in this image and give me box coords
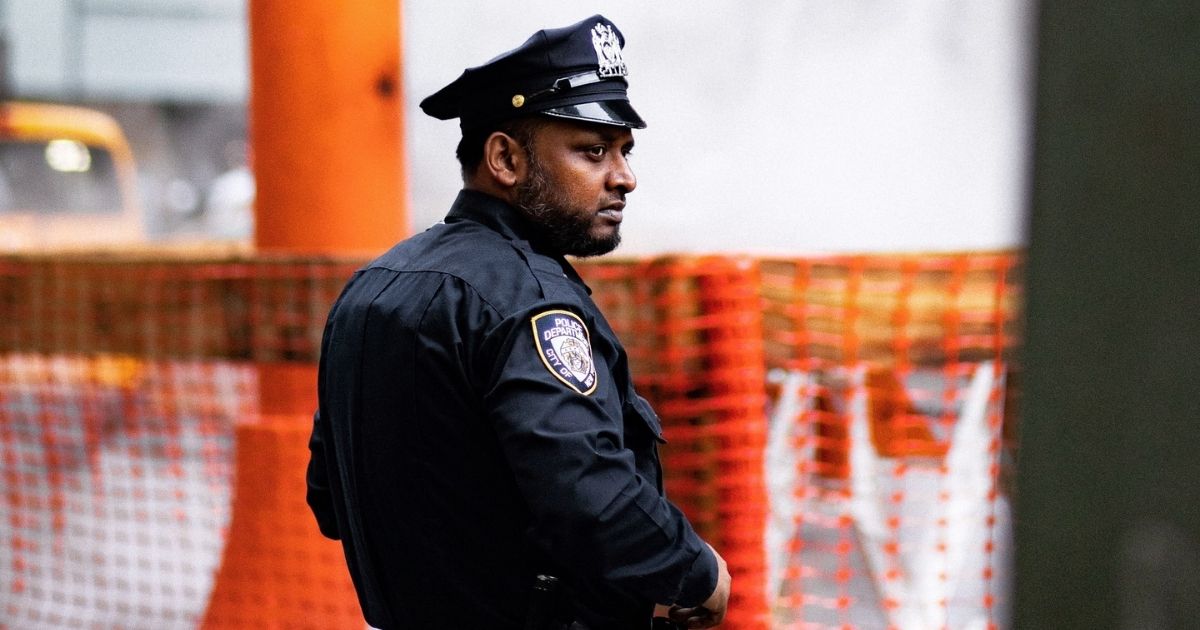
[461,76,631,129]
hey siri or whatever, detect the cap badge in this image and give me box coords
[512,94,526,108]
[591,23,627,78]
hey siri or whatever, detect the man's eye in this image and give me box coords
[587,145,607,158]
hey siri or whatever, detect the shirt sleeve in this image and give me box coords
[479,302,718,607]
[305,409,341,540]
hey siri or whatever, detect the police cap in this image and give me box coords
[420,15,646,131]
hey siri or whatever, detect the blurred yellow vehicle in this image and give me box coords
[0,102,143,250]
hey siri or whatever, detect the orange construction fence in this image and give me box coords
[0,251,1020,630]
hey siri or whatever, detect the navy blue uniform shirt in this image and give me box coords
[306,190,718,629]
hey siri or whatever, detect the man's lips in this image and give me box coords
[598,201,625,223]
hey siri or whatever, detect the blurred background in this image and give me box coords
[2,2,1197,630]
[0,0,249,247]
[0,0,1031,253]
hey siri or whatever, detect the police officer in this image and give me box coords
[306,15,731,629]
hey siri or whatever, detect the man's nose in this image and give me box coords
[608,155,636,194]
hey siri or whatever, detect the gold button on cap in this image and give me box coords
[511,94,525,108]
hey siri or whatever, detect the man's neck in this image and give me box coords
[463,175,516,206]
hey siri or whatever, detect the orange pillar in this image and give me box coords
[201,418,365,629]
[248,0,408,419]
[204,2,405,627]
[251,0,407,256]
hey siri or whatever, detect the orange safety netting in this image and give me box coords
[758,254,1020,630]
[0,253,358,362]
[0,251,1020,630]
[0,354,253,627]
[581,257,770,629]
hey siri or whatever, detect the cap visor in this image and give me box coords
[540,100,646,129]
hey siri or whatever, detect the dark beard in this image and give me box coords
[514,155,621,258]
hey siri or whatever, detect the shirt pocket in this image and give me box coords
[624,394,667,494]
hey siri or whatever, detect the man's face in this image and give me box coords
[514,118,637,257]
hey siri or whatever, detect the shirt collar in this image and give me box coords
[444,189,593,294]
[445,189,532,242]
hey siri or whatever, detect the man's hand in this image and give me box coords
[667,544,731,628]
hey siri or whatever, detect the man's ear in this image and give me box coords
[482,132,529,189]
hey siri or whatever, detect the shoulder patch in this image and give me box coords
[531,309,598,395]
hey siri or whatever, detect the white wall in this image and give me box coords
[404,1,1035,254]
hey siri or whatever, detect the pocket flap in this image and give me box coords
[627,394,667,444]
